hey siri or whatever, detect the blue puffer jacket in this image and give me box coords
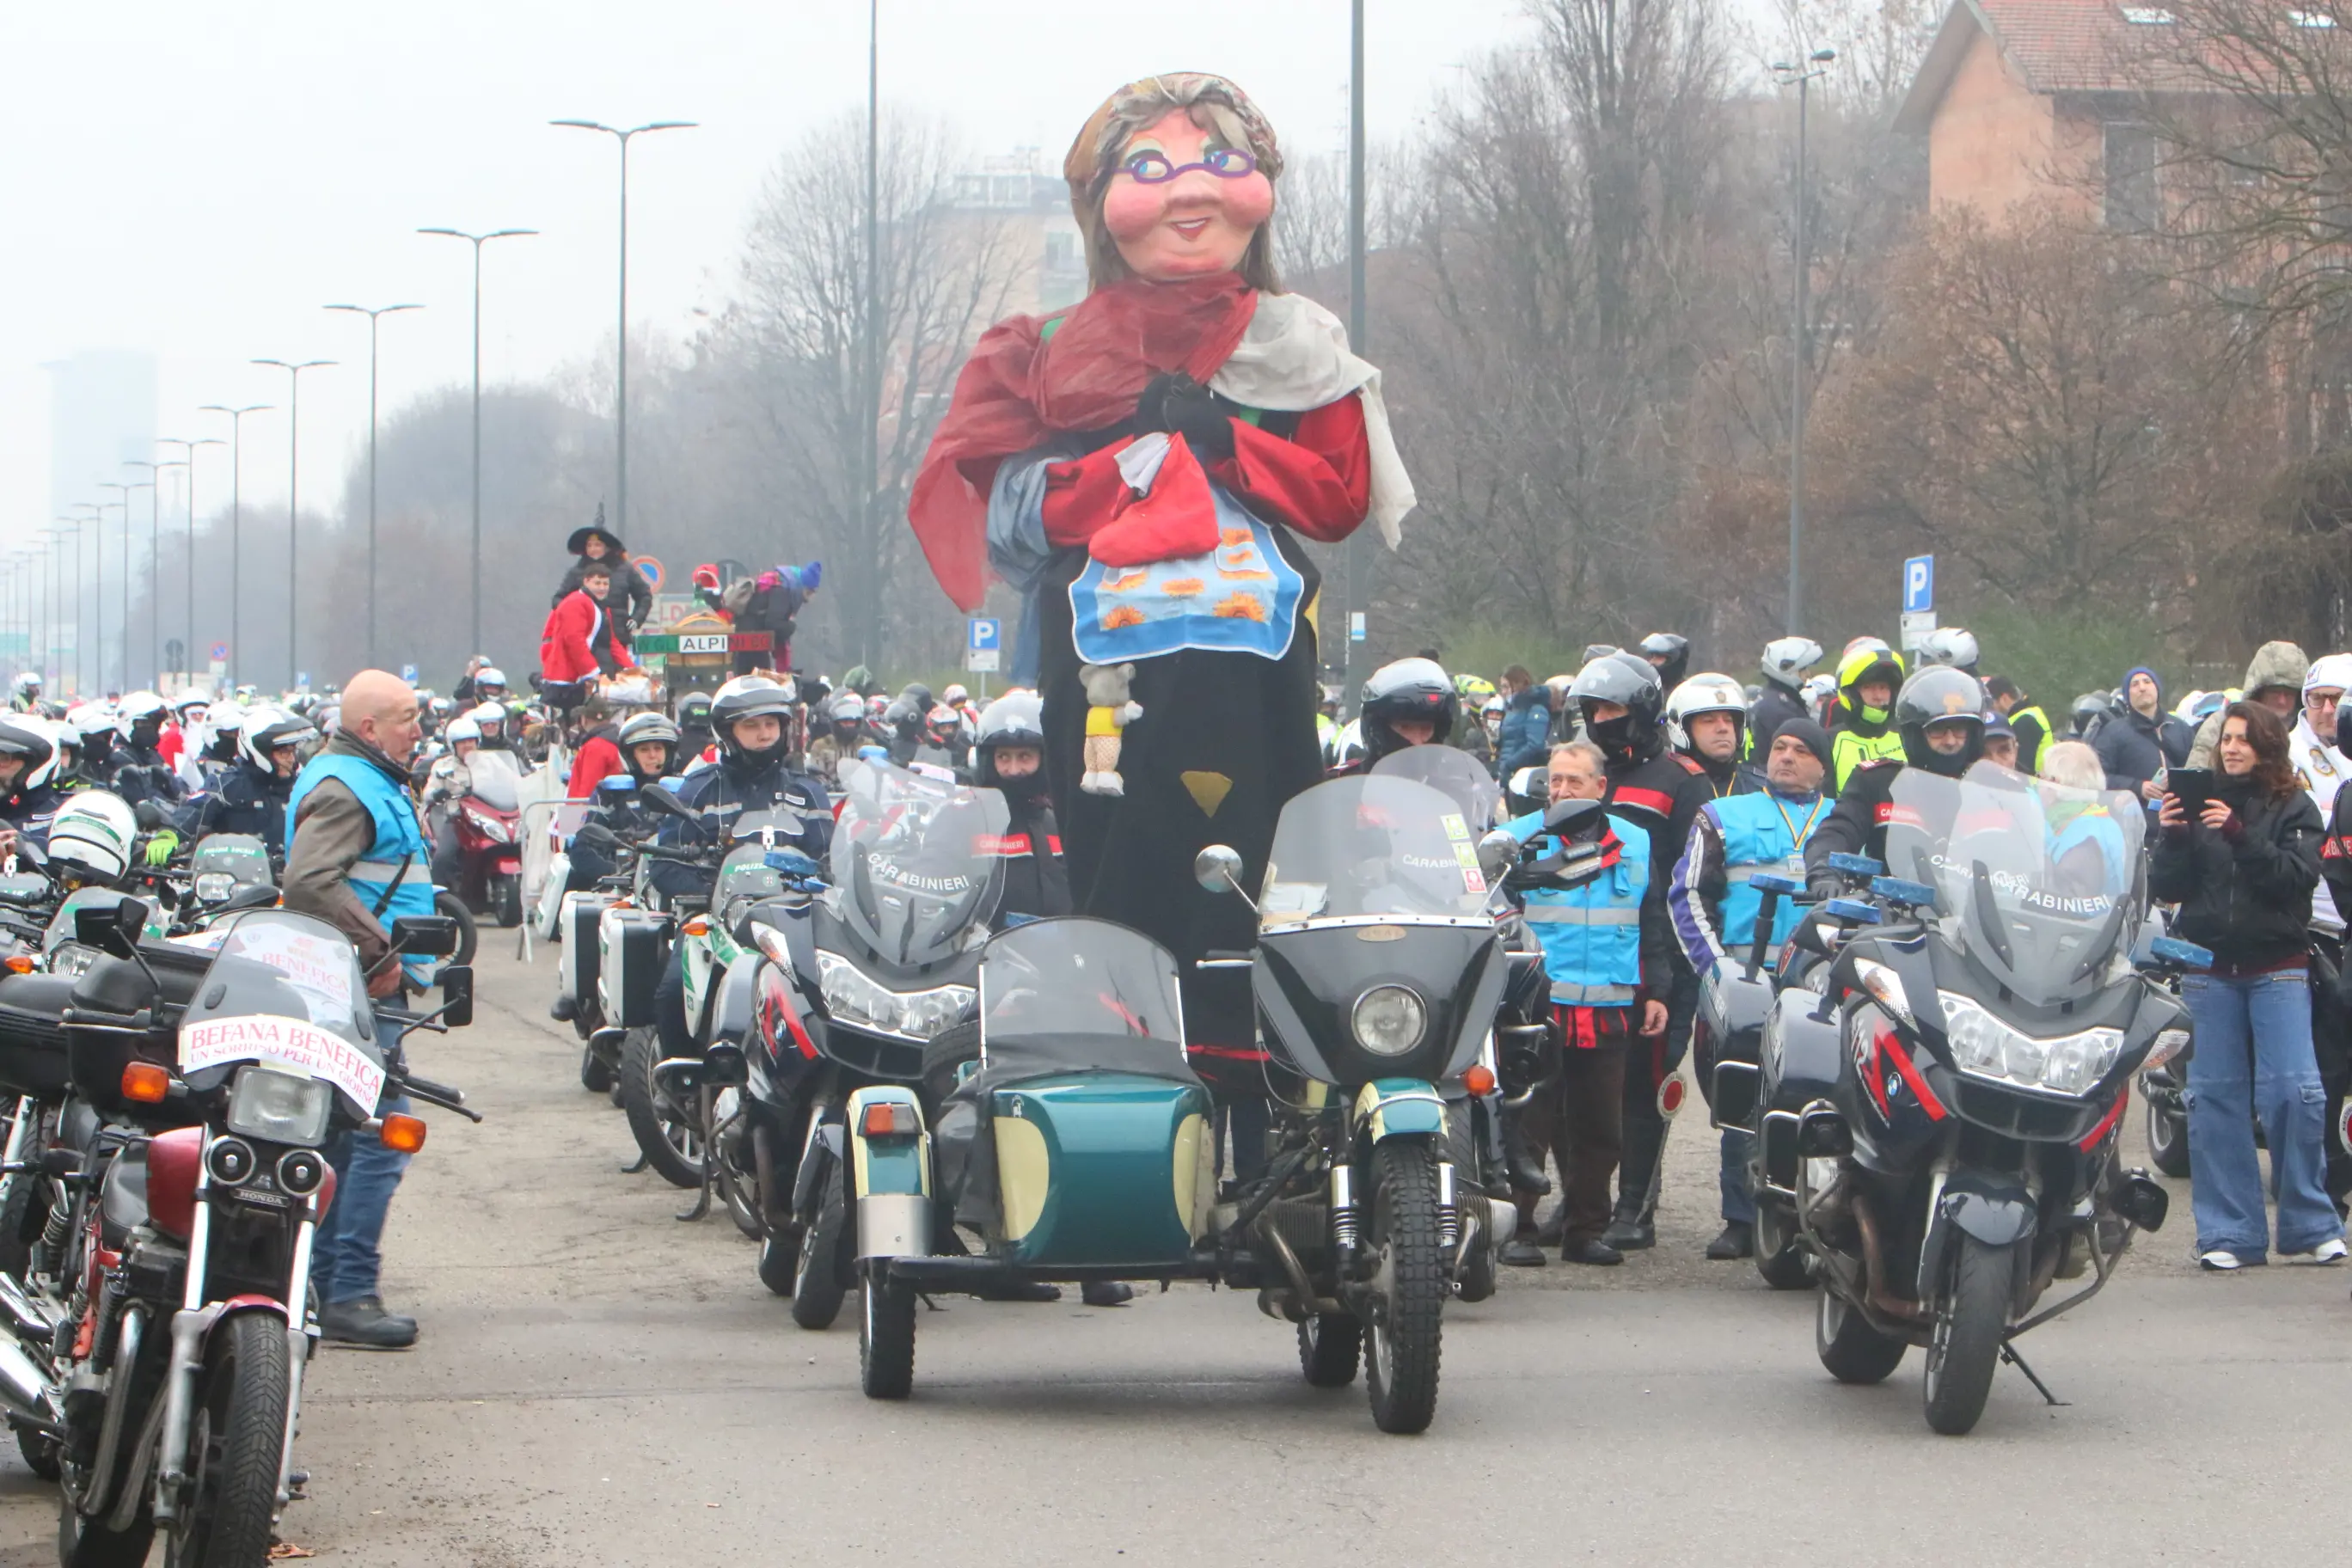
[1496,686,1553,780]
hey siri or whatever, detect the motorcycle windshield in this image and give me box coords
[828,759,1010,968]
[1370,744,1503,829]
[1261,775,1491,927]
[1883,763,2147,1008]
[175,910,387,1114]
[192,834,273,885]
[977,916,1191,1080]
[468,750,523,812]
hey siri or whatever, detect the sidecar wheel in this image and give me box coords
[1361,1139,1444,1435]
[1297,1313,1362,1387]
[861,1267,916,1400]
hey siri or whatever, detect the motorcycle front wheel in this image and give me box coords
[493,873,524,929]
[1922,1234,2011,1436]
[435,890,479,967]
[2147,1097,2191,1179]
[1360,1138,1444,1435]
[164,1310,290,1567]
[1815,1283,1907,1384]
[620,1029,705,1189]
[791,1158,851,1331]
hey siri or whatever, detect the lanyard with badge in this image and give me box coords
[1767,794,1827,875]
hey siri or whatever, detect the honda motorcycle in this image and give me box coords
[441,750,525,928]
[5,901,471,1566]
[1760,763,2194,1435]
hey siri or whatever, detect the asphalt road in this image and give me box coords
[0,939,2343,1566]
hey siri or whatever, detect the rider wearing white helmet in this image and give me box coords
[9,671,42,714]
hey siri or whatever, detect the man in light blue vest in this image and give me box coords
[1668,719,1834,1262]
[1501,741,1671,1266]
[284,669,433,1349]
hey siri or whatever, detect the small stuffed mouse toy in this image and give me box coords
[1079,662,1143,795]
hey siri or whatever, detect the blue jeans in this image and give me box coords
[2182,971,2343,1261]
[1719,1127,1755,1225]
[312,1090,413,1307]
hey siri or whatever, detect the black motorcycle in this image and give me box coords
[703,758,1007,1329]
[1755,764,2191,1435]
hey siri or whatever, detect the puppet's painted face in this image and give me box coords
[1101,108,1273,282]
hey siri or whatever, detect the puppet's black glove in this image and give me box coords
[1135,371,1237,462]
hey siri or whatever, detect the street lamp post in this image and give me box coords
[325,303,422,669]
[96,481,150,691]
[199,404,273,689]
[549,117,696,544]
[1772,48,1836,638]
[252,359,335,690]
[156,437,224,681]
[418,228,535,661]
[62,507,98,697]
[125,460,184,686]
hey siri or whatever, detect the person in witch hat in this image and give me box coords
[554,503,655,635]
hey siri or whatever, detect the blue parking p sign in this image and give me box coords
[1902,555,1934,615]
[968,617,1001,652]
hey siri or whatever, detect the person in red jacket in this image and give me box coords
[566,698,625,799]
[540,561,635,710]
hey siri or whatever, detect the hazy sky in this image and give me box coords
[1,0,1540,556]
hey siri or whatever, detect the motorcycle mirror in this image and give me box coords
[1507,765,1546,799]
[1193,844,1245,896]
[132,799,171,831]
[113,898,153,954]
[70,899,124,954]
[1476,830,1520,880]
[389,914,462,958]
[634,784,693,819]
[438,965,475,1028]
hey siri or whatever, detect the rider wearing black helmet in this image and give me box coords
[1331,658,1457,776]
[676,690,716,765]
[652,677,832,1062]
[181,705,313,862]
[1638,632,1691,692]
[974,692,1069,922]
[1568,652,1715,1252]
[1804,666,1988,889]
[0,719,62,854]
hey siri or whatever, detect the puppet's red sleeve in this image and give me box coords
[1038,393,1374,547]
[1210,395,1371,542]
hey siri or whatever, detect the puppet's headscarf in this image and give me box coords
[1063,72,1284,294]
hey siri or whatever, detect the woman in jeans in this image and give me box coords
[2153,701,2345,1269]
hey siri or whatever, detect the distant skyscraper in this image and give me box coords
[46,349,158,520]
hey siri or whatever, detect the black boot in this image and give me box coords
[320,1296,418,1349]
[1705,1222,1754,1260]
[1081,1281,1135,1307]
[1499,1101,1553,1197]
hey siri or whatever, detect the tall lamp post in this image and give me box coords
[95,481,150,691]
[418,227,534,660]
[1772,47,1836,638]
[548,117,695,545]
[156,436,224,681]
[324,303,422,670]
[125,459,185,685]
[61,507,98,696]
[252,359,335,689]
[199,403,273,689]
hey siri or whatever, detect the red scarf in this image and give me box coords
[907,273,1257,610]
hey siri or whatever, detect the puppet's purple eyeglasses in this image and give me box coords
[1121,146,1258,184]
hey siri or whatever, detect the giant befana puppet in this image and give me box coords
[909,71,1414,1067]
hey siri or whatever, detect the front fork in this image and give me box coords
[151,1138,315,1526]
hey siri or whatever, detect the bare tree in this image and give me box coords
[694,111,1025,668]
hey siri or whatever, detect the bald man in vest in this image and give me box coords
[283,668,433,1348]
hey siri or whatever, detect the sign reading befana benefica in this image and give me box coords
[177,1016,385,1111]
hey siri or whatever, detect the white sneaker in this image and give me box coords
[2199,1250,2245,1271]
[2285,1238,2349,1265]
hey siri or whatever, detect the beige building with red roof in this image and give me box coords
[1894,0,2176,227]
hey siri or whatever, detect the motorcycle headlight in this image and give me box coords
[1938,992,2122,1098]
[48,943,97,978]
[1351,985,1427,1058]
[225,1065,335,1148]
[194,872,236,903]
[816,951,974,1041]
